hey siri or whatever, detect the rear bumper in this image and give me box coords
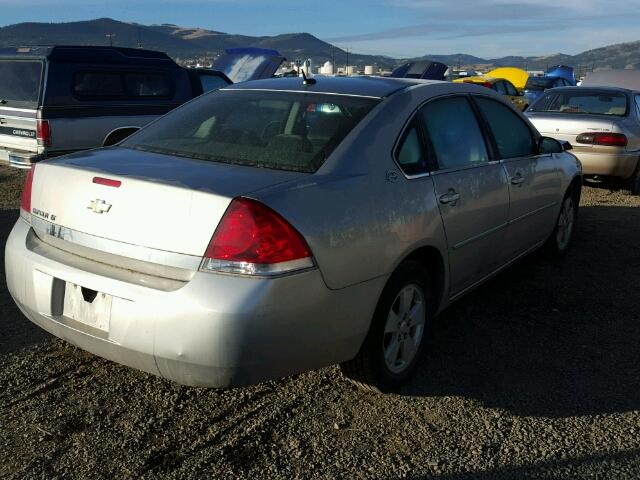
[5,219,381,387]
[571,149,639,179]
[0,148,42,169]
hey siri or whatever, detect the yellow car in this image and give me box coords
[486,67,529,90]
[453,76,528,111]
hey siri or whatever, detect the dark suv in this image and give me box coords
[0,46,232,168]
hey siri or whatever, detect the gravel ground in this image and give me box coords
[1,166,640,479]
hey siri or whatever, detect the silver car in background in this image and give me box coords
[526,86,640,194]
[5,77,582,392]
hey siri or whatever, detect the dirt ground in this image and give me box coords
[1,165,639,479]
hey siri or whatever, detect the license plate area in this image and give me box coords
[63,283,112,332]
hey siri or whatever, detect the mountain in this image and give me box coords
[0,18,638,71]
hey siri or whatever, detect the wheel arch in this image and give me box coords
[398,244,447,316]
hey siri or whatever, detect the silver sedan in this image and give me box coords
[526,86,640,194]
[5,77,582,392]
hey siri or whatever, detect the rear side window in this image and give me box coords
[122,90,379,173]
[529,90,628,116]
[475,97,536,159]
[73,71,173,99]
[0,60,43,108]
[494,81,507,95]
[125,73,172,97]
[395,124,427,175]
[504,81,518,96]
[419,96,489,170]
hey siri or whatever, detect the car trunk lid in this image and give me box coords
[527,112,618,146]
[30,147,306,260]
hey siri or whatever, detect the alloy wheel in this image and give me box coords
[382,284,426,374]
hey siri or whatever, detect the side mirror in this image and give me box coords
[538,136,564,154]
[559,140,573,151]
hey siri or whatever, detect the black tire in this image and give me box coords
[340,261,433,393]
[624,162,640,195]
[544,188,579,257]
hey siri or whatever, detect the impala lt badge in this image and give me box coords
[88,199,112,214]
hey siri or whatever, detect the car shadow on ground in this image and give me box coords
[411,448,640,479]
[0,208,50,355]
[403,204,640,418]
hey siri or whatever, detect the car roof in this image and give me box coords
[224,76,439,99]
[0,45,174,64]
[544,86,636,95]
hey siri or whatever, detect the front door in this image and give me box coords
[418,96,510,296]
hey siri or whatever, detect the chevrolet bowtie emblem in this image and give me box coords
[87,199,112,214]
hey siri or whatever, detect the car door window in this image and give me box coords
[395,123,427,175]
[419,96,489,170]
[635,95,640,118]
[474,97,537,159]
[494,81,507,95]
[504,81,518,96]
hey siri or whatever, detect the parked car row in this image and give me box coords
[450,65,639,193]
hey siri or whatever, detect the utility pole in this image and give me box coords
[105,33,116,47]
[346,48,350,76]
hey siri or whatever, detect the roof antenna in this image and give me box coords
[301,69,316,86]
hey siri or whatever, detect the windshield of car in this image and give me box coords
[122,90,379,173]
[0,60,43,108]
[525,77,555,91]
[528,90,628,116]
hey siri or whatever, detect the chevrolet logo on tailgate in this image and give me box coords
[87,199,112,214]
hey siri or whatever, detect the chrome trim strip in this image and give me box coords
[508,201,558,226]
[430,159,502,176]
[449,240,545,302]
[0,106,37,113]
[452,221,509,250]
[452,201,558,250]
[31,217,202,273]
[27,229,188,292]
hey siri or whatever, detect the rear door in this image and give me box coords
[473,96,561,262]
[418,95,510,296]
[0,59,43,160]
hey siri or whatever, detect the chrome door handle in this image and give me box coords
[510,174,525,186]
[439,190,460,205]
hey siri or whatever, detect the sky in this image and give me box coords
[1,0,640,58]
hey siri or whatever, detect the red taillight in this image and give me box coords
[201,197,313,276]
[576,132,627,147]
[36,119,51,146]
[93,176,122,188]
[21,165,35,214]
[483,82,492,88]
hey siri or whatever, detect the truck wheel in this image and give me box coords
[544,189,578,256]
[340,261,433,393]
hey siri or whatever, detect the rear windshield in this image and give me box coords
[528,90,628,116]
[525,77,555,91]
[122,90,379,173]
[0,60,43,108]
